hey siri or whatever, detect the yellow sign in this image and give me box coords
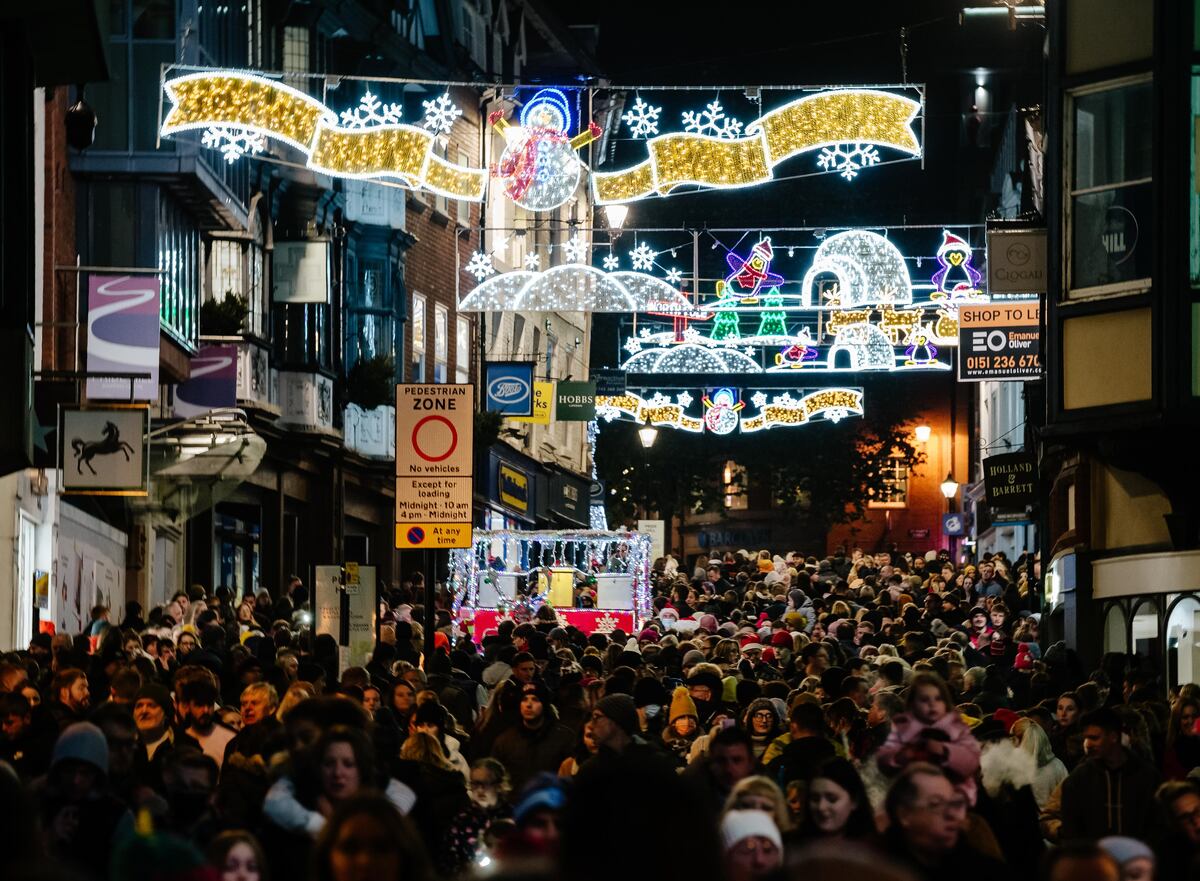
[510,381,553,424]
[344,561,360,585]
[395,523,472,549]
[499,464,529,513]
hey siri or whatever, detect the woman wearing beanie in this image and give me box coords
[742,698,784,766]
[721,809,783,881]
[1099,836,1156,881]
[663,686,701,765]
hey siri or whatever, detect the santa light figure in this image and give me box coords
[930,230,983,299]
[489,88,600,211]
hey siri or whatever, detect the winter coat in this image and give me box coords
[1059,749,1161,841]
[491,719,576,792]
[876,711,981,804]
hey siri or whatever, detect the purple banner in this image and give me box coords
[173,345,237,418]
[86,275,161,400]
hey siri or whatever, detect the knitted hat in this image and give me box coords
[720,809,782,852]
[1099,837,1155,867]
[594,694,640,736]
[669,685,698,723]
[699,614,719,633]
[135,682,175,720]
[722,676,739,704]
[52,721,109,776]
[992,708,1020,733]
[770,631,793,648]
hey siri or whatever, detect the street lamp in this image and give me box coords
[637,420,658,449]
[914,424,932,443]
[939,472,959,499]
[605,204,629,231]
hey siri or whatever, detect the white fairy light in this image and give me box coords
[630,243,657,271]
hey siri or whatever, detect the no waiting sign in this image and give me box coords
[395,384,474,549]
[958,301,1041,382]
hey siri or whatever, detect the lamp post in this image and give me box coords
[914,424,932,444]
[940,472,960,561]
[637,418,657,521]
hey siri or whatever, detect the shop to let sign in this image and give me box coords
[394,384,474,548]
[958,301,1041,381]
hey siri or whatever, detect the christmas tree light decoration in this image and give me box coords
[489,88,600,211]
[592,88,922,204]
[682,98,743,139]
[930,230,985,299]
[603,253,620,271]
[421,91,462,135]
[523,252,542,270]
[562,234,589,263]
[740,388,865,433]
[201,126,266,163]
[340,89,403,128]
[160,71,487,201]
[817,143,881,180]
[465,251,496,281]
[458,265,693,313]
[629,243,657,271]
[665,267,684,285]
[801,229,913,307]
[710,298,743,341]
[754,290,790,336]
[622,96,662,139]
[702,387,744,435]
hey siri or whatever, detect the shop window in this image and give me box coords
[724,460,748,510]
[1132,597,1162,670]
[869,457,909,508]
[1103,603,1128,654]
[1167,596,1200,688]
[1067,77,1154,297]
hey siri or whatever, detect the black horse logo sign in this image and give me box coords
[71,421,136,475]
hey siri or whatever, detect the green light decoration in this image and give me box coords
[754,289,789,337]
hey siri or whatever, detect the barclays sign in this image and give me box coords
[485,362,534,416]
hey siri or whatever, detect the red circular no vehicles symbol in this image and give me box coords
[411,415,458,462]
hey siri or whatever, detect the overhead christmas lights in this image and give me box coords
[458,264,693,313]
[593,88,922,204]
[801,229,913,307]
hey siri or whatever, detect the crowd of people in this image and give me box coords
[3,545,1200,881]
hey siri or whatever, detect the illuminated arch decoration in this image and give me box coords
[458,264,693,313]
[622,342,763,373]
[161,72,486,201]
[593,89,922,204]
[595,388,864,434]
[801,230,913,307]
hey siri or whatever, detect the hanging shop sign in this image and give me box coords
[173,344,237,417]
[942,512,968,536]
[591,369,627,397]
[61,406,149,495]
[485,362,535,416]
[986,227,1047,295]
[550,471,591,527]
[498,463,530,514]
[85,275,160,401]
[596,388,863,435]
[983,451,1037,515]
[160,73,921,212]
[555,381,596,421]
[958,302,1041,381]
[394,383,474,549]
[510,381,554,424]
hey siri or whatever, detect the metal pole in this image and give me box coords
[423,549,436,669]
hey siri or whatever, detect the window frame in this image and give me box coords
[867,456,910,509]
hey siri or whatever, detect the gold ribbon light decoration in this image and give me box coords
[594,89,922,204]
[160,72,487,201]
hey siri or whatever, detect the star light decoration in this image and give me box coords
[603,253,620,271]
[817,143,882,180]
[676,391,693,408]
[562,234,589,263]
[422,92,462,135]
[664,268,684,285]
[622,96,662,139]
[523,252,542,270]
[682,98,743,139]
[630,243,657,271]
[751,391,768,408]
[201,126,266,163]
[339,89,403,128]
[465,251,496,281]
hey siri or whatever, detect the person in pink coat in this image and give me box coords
[876,672,982,804]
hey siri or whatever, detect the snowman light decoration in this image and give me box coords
[702,387,744,435]
[489,88,601,211]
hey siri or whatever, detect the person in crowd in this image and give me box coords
[1155,781,1200,881]
[724,774,794,834]
[796,756,877,844]
[312,793,432,881]
[208,830,268,881]
[491,681,575,791]
[1098,837,1156,881]
[722,809,784,881]
[1163,697,1200,780]
[442,757,513,875]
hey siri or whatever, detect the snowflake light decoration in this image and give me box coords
[664,267,684,285]
[649,392,670,406]
[817,143,882,180]
[339,89,403,129]
[523,252,542,270]
[624,337,643,354]
[773,392,795,406]
[751,391,768,408]
[622,96,662,139]
[639,327,653,339]
[603,253,620,271]
[422,92,462,135]
[682,99,743,140]
[464,251,496,281]
[827,408,849,423]
[201,126,266,164]
[563,235,589,263]
[682,327,701,343]
[676,391,694,408]
[630,243,657,271]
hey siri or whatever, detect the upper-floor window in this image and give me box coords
[456,317,471,383]
[868,457,909,508]
[434,304,449,383]
[724,460,748,510]
[410,292,426,382]
[283,26,310,73]
[1067,77,1153,298]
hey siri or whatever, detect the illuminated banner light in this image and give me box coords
[595,388,863,434]
[594,89,922,204]
[458,264,694,313]
[160,72,486,202]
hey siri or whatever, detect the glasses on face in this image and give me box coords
[913,797,969,815]
[469,778,496,790]
[752,711,775,721]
